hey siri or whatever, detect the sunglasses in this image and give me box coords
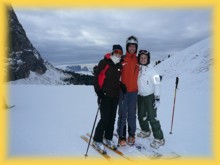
[138,50,149,55]
[113,49,123,55]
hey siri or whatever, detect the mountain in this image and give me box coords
[9,61,71,85]
[7,7,94,85]
[156,37,212,79]
[65,65,89,72]
[8,7,47,81]
[56,63,96,76]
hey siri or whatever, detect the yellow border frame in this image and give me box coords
[0,0,219,165]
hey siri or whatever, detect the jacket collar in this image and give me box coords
[126,52,137,58]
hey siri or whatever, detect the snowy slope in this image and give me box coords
[156,37,212,79]
[8,37,212,159]
[155,37,212,157]
[9,62,71,85]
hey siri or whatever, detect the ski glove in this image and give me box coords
[96,90,105,104]
[120,82,127,94]
[96,90,104,98]
[153,96,160,109]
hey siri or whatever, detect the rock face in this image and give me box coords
[8,7,47,81]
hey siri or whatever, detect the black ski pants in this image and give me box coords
[93,96,118,142]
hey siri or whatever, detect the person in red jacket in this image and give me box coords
[92,44,123,154]
[117,36,139,146]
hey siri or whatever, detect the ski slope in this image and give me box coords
[8,37,212,159]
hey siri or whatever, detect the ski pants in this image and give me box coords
[137,94,164,140]
[93,96,118,142]
[117,91,138,138]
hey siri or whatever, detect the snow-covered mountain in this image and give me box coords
[156,37,212,79]
[8,7,47,81]
[56,63,96,72]
[8,36,212,159]
[9,61,71,85]
[56,63,96,76]
[7,7,93,85]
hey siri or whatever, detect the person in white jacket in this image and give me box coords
[137,50,165,149]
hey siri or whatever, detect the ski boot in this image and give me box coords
[92,141,107,154]
[118,139,126,146]
[103,138,117,150]
[127,136,135,146]
[137,130,151,138]
[150,138,165,149]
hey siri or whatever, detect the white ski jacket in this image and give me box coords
[138,64,161,97]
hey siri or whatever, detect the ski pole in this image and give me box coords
[117,92,125,147]
[117,93,123,147]
[84,103,101,158]
[169,77,179,134]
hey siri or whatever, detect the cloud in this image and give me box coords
[14,8,211,65]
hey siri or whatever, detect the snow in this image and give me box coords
[75,71,93,76]
[10,62,71,85]
[8,37,212,159]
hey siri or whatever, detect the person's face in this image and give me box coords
[113,49,123,58]
[113,53,122,58]
[140,54,148,65]
[128,44,136,54]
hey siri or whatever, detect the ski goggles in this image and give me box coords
[138,50,149,55]
[113,49,123,55]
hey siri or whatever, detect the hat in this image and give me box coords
[112,44,123,51]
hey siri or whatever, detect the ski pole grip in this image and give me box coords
[175,77,179,89]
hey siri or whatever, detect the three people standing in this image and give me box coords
[92,36,165,154]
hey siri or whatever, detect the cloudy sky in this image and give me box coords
[14,8,212,66]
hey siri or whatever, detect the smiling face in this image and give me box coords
[127,44,137,54]
[139,54,148,65]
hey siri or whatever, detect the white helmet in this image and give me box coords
[126,35,138,45]
[126,35,138,53]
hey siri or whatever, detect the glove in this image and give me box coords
[96,90,104,98]
[93,65,98,75]
[96,90,105,104]
[153,96,160,109]
[120,82,127,94]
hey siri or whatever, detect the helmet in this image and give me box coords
[126,35,138,53]
[126,35,138,45]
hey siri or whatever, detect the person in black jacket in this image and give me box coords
[92,44,124,153]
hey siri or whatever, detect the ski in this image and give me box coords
[135,143,163,159]
[80,135,111,160]
[135,137,180,159]
[86,133,133,161]
[135,128,180,159]
[113,133,162,159]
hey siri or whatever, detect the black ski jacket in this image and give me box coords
[94,53,123,98]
